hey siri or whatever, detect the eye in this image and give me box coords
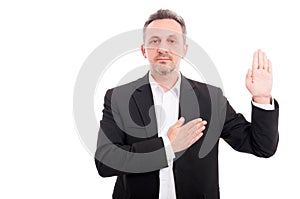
[168,39,176,44]
[150,39,160,44]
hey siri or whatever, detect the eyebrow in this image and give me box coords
[148,36,160,39]
[148,35,179,39]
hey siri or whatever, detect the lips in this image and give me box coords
[156,56,172,61]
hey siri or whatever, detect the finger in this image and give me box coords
[268,59,272,73]
[184,118,203,130]
[190,132,203,145]
[199,120,207,128]
[263,52,268,70]
[174,117,185,128]
[190,121,206,135]
[245,69,253,87]
[199,125,206,132]
[246,69,252,80]
[252,51,258,70]
[190,119,207,131]
[187,126,200,140]
[258,49,264,69]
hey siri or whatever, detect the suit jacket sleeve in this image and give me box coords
[220,88,279,158]
[94,89,169,177]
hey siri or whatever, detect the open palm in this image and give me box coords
[246,49,273,104]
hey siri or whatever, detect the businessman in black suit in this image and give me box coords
[95,9,279,199]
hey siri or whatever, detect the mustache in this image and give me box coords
[155,55,173,60]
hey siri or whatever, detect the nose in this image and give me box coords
[157,41,169,54]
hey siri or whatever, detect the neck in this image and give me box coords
[150,70,179,92]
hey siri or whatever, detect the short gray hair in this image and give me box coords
[143,9,187,43]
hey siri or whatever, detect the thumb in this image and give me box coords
[174,117,185,128]
[245,69,252,85]
[246,69,252,80]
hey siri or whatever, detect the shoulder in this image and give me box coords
[104,74,149,99]
[184,76,224,96]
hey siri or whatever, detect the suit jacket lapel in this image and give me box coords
[179,75,200,122]
[130,73,201,139]
[131,73,158,138]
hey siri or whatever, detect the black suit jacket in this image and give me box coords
[95,73,279,199]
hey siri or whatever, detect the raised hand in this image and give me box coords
[167,117,206,153]
[246,49,273,104]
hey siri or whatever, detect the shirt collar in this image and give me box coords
[148,72,181,97]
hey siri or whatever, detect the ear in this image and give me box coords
[182,44,188,58]
[141,44,147,58]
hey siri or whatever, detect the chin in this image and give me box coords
[153,65,175,76]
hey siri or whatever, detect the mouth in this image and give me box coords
[156,57,172,61]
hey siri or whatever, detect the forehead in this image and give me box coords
[145,19,183,38]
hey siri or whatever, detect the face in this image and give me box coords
[141,19,188,76]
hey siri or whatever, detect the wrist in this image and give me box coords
[252,96,271,104]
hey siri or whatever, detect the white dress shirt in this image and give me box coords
[149,73,179,199]
[149,73,275,199]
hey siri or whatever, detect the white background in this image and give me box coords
[1,0,299,198]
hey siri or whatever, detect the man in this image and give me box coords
[95,9,279,199]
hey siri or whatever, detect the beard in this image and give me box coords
[151,63,176,76]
